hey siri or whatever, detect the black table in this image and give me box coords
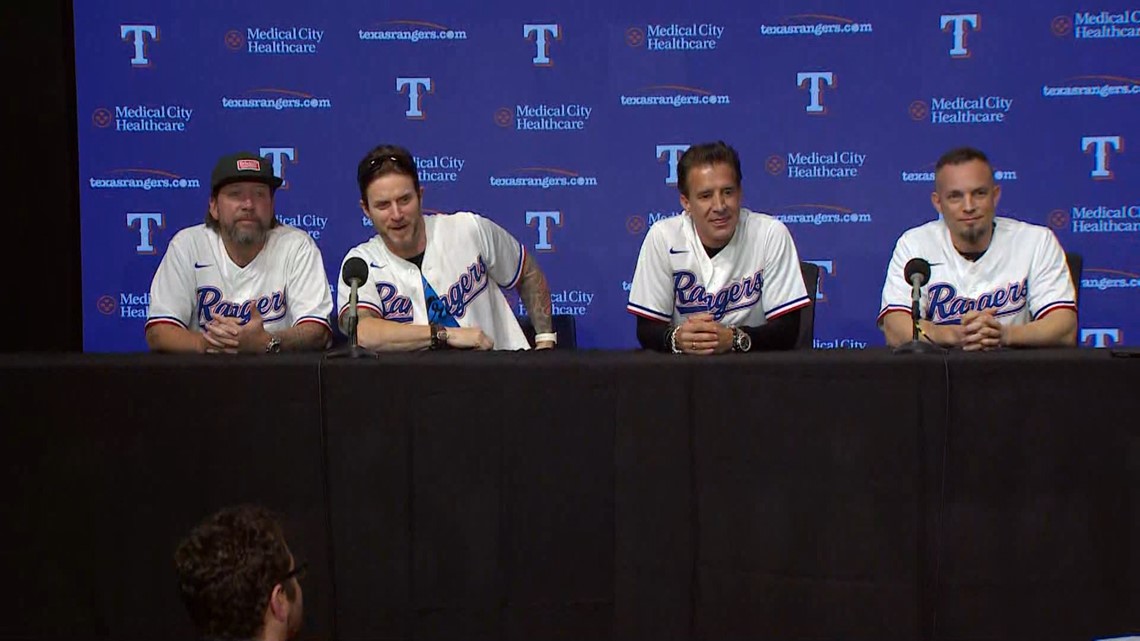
[1,350,1137,640]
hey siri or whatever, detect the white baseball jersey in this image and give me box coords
[627,208,811,326]
[877,216,1076,327]
[146,224,333,334]
[337,211,530,351]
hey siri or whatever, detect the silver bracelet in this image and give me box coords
[667,326,682,354]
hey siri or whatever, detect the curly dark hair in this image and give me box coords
[174,505,294,640]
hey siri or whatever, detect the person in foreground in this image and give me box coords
[877,146,1077,350]
[338,144,556,351]
[626,140,811,354]
[145,152,333,354]
[174,505,305,641]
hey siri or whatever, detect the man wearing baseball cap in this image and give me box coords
[145,152,333,353]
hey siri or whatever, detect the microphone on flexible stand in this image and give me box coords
[326,257,377,359]
[893,258,943,354]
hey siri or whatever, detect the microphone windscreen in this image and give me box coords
[342,257,369,286]
[903,258,931,287]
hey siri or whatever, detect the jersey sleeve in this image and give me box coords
[877,234,918,326]
[145,232,195,330]
[287,235,333,331]
[759,222,811,320]
[626,224,674,322]
[474,214,526,288]
[1028,228,1077,320]
[337,245,382,321]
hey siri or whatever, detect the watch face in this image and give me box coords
[739,333,752,351]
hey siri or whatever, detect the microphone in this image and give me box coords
[342,256,368,288]
[341,257,368,343]
[903,258,931,288]
[326,257,376,358]
[893,257,940,354]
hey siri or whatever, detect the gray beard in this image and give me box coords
[225,220,266,246]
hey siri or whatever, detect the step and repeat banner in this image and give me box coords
[75,1,1139,351]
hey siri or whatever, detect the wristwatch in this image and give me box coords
[264,334,282,354]
[731,326,752,353]
[429,323,448,350]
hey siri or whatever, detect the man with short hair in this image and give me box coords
[146,152,333,353]
[627,140,811,354]
[338,144,555,351]
[877,146,1077,350]
[174,505,305,641]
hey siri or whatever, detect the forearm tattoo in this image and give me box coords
[518,254,553,334]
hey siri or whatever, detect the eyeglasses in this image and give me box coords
[281,560,308,583]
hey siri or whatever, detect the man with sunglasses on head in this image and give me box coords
[338,144,556,351]
[174,505,305,641]
[145,151,334,354]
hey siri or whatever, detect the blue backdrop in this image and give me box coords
[75,1,1140,351]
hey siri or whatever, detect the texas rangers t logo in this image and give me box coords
[121,24,158,66]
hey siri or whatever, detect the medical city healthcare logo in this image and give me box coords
[625,22,725,51]
[625,209,681,236]
[416,153,467,184]
[1049,202,1140,235]
[495,103,593,131]
[276,211,329,241]
[911,95,1013,124]
[514,287,595,317]
[1052,10,1140,39]
[92,104,193,132]
[98,292,150,320]
[768,150,867,179]
[226,26,324,54]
